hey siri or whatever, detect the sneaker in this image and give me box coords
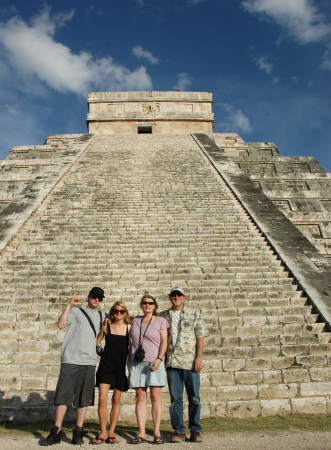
[41,426,62,446]
[172,432,186,443]
[72,426,84,445]
[190,431,203,443]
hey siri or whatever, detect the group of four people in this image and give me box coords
[41,286,208,446]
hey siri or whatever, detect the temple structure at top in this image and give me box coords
[86,91,214,134]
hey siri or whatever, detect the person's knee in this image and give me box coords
[150,391,161,404]
[98,393,108,406]
[135,390,147,403]
[112,394,121,407]
[190,396,200,406]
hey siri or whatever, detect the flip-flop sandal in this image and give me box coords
[92,435,106,444]
[106,437,119,444]
[154,436,164,444]
[130,436,145,444]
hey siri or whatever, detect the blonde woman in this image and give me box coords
[93,302,132,444]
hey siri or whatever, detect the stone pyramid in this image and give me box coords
[0,92,330,422]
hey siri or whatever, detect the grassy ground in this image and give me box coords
[1,415,330,437]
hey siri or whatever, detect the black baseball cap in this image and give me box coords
[89,287,105,299]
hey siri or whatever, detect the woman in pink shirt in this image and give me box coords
[130,295,169,444]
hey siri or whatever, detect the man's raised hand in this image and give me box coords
[70,291,80,306]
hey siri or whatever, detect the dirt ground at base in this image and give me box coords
[0,430,331,450]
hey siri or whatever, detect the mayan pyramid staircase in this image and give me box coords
[0,133,330,422]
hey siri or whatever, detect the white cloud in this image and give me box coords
[242,0,331,44]
[255,56,273,74]
[219,104,253,134]
[5,104,22,115]
[254,56,279,83]
[173,72,192,91]
[0,10,152,96]
[132,45,159,65]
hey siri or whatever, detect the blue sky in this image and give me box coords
[0,0,330,171]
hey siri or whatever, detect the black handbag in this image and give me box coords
[134,345,145,362]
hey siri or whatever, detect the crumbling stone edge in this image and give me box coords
[192,133,331,331]
[0,134,96,255]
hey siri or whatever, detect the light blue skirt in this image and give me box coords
[130,360,166,388]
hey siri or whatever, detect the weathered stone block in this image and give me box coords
[0,376,21,390]
[253,346,280,358]
[199,386,218,402]
[271,357,295,369]
[296,355,328,367]
[13,352,42,364]
[21,365,46,378]
[46,377,59,391]
[258,383,298,399]
[208,401,227,417]
[240,336,259,346]
[19,341,49,352]
[309,367,331,381]
[263,370,282,384]
[235,371,263,385]
[21,377,47,391]
[237,326,261,336]
[246,358,272,370]
[220,326,237,337]
[281,345,309,357]
[227,400,260,418]
[260,399,291,416]
[200,372,211,387]
[262,325,282,335]
[210,372,235,386]
[282,369,310,383]
[223,359,246,372]
[299,382,331,397]
[217,385,257,401]
[291,397,327,415]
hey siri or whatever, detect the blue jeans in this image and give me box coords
[166,368,201,434]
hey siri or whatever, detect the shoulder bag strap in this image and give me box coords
[79,307,97,337]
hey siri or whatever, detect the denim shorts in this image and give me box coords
[130,360,166,388]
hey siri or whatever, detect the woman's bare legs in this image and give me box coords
[93,383,110,442]
[108,389,122,438]
[150,386,162,437]
[135,387,147,438]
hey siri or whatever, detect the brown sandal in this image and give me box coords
[92,435,106,444]
[106,436,119,444]
[154,436,164,444]
[130,436,145,444]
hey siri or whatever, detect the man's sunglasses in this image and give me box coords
[113,309,126,314]
[91,296,103,302]
[142,301,155,306]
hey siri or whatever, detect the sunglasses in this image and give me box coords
[170,293,183,298]
[142,301,155,306]
[91,296,103,302]
[113,309,126,314]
